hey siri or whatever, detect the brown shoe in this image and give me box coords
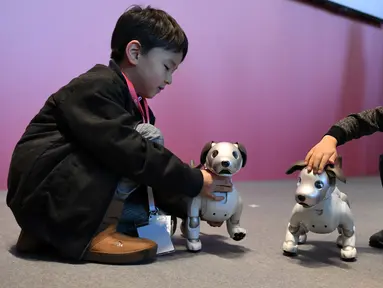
[83,225,158,264]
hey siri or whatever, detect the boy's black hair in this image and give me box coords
[111,5,189,64]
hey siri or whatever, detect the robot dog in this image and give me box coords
[282,157,357,261]
[180,141,248,252]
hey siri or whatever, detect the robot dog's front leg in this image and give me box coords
[226,195,246,241]
[282,212,302,256]
[339,206,357,261]
[184,196,202,252]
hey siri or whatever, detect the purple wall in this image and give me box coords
[1,0,383,189]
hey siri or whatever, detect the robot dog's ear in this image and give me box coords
[234,142,247,167]
[335,155,343,168]
[325,158,346,183]
[200,141,214,164]
[285,160,307,175]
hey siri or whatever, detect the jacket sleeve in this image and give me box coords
[325,106,383,146]
[55,77,203,198]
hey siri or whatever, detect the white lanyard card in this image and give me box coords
[136,187,175,255]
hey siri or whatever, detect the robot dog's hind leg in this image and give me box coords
[226,195,246,241]
[336,226,344,248]
[298,225,308,244]
[184,196,202,252]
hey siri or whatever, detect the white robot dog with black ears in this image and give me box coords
[180,141,248,252]
[282,156,357,261]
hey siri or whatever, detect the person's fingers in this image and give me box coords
[211,194,225,201]
[328,153,338,164]
[215,185,233,192]
[212,176,232,187]
[311,154,323,174]
[307,151,316,172]
[317,155,330,174]
[305,149,314,166]
[214,177,231,186]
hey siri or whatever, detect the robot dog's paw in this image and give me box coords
[283,241,298,256]
[298,233,307,244]
[230,227,247,241]
[340,246,357,261]
[186,239,202,252]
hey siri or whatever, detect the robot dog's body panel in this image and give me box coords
[182,141,248,252]
[291,187,350,234]
[283,159,357,261]
[200,189,239,222]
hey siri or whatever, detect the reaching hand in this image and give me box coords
[305,135,338,174]
[200,169,233,201]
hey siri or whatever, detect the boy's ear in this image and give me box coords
[125,40,142,65]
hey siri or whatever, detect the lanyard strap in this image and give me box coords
[121,72,150,123]
[121,71,157,215]
[147,187,158,215]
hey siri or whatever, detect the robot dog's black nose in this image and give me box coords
[297,195,305,202]
[221,161,230,168]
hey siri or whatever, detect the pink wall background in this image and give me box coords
[1,0,383,190]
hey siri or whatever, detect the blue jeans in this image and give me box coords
[115,123,164,236]
[116,196,149,236]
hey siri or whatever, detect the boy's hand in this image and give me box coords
[305,135,338,174]
[200,169,232,201]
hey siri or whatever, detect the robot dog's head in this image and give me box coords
[285,156,346,208]
[200,141,247,176]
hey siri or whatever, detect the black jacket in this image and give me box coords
[6,60,203,260]
[325,106,383,186]
[325,106,383,146]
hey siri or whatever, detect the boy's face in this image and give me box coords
[125,41,183,99]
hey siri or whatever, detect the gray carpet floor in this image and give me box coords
[1,176,383,288]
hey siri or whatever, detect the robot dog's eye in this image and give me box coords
[297,177,301,185]
[212,150,219,158]
[314,181,324,189]
[232,151,239,159]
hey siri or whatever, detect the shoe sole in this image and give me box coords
[83,244,158,265]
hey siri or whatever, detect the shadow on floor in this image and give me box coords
[7,232,252,265]
[8,245,87,265]
[152,233,253,262]
[283,240,383,269]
